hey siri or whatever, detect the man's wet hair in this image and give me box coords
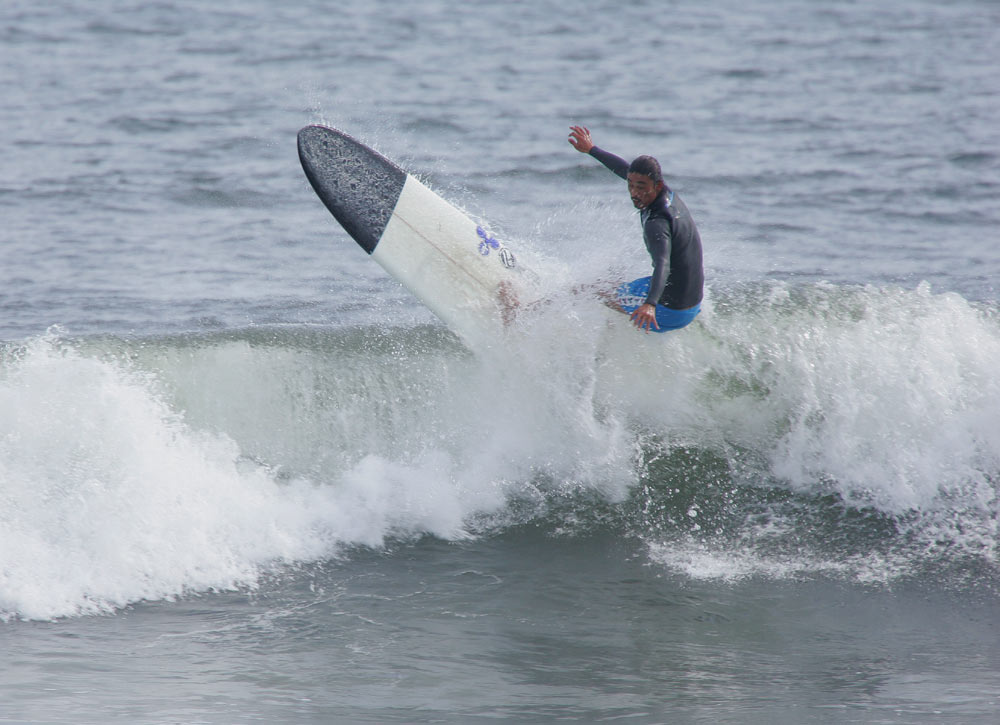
[628,155,663,184]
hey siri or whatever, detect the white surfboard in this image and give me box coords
[298,125,527,348]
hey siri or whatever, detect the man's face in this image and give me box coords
[627,172,663,210]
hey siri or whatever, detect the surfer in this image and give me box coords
[569,125,703,332]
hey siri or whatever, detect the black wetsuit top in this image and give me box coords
[589,146,704,310]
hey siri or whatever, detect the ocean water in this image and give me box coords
[2,0,999,722]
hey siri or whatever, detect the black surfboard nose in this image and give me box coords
[297,125,407,254]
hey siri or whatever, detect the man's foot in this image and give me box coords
[498,280,518,327]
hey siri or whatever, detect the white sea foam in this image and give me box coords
[0,336,513,620]
[0,326,637,620]
[2,279,998,617]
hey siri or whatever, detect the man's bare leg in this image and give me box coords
[498,281,625,328]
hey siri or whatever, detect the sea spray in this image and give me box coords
[0,334,500,620]
[3,280,998,618]
[634,282,1000,582]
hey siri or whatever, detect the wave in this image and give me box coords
[2,280,998,619]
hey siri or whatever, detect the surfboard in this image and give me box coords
[298,125,526,348]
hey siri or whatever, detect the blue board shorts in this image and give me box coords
[615,277,701,333]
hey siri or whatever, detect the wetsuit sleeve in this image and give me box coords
[644,216,672,306]
[588,147,630,180]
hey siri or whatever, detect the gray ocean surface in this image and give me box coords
[2,0,1000,722]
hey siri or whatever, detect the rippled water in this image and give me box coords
[2,0,999,722]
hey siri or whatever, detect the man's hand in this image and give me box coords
[630,303,660,332]
[568,126,594,153]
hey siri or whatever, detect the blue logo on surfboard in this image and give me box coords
[476,226,499,255]
[477,226,515,268]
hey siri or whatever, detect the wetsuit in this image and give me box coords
[589,147,704,316]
